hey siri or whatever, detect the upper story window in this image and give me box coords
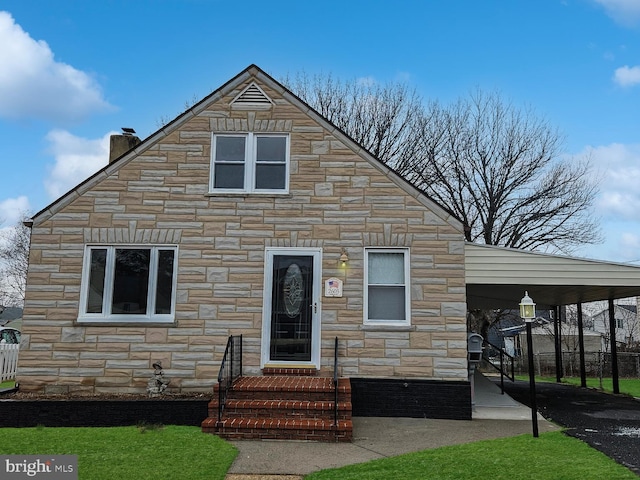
[78,245,177,324]
[364,248,411,326]
[210,133,289,194]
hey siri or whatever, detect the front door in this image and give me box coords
[262,248,321,367]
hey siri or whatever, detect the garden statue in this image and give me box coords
[146,361,170,397]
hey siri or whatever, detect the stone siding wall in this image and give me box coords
[17,75,467,395]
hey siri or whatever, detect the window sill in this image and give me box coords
[205,192,292,198]
[76,316,176,327]
[361,324,415,332]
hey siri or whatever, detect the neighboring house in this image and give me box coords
[16,65,469,419]
[489,309,604,356]
[522,322,604,355]
[486,309,553,354]
[518,322,605,376]
[0,306,23,327]
[590,303,639,348]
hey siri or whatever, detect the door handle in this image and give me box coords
[311,302,317,313]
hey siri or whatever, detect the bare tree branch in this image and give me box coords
[287,78,602,253]
[282,72,425,171]
[0,214,31,307]
[410,91,601,252]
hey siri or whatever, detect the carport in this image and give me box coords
[465,243,640,393]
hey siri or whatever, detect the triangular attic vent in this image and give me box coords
[232,82,273,108]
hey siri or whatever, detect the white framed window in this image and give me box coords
[364,248,411,326]
[78,245,178,324]
[210,133,289,193]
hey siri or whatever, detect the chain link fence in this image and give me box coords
[513,351,640,378]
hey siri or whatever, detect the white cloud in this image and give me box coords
[0,11,112,122]
[0,196,30,226]
[620,232,640,250]
[587,143,640,220]
[607,222,640,262]
[613,65,640,87]
[594,0,640,27]
[598,191,640,219]
[44,129,115,199]
[356,76,376,87]
[573,143,640,262]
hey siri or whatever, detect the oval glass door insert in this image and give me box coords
[283,263,303,317]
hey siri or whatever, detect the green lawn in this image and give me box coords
[0,425,636,479]
[0,379,16,390]
[304,432,637,480]
[515,375,640,397]
[559,376,640,397]
[0,425,237,480]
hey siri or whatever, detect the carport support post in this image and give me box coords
[577,303,587,388]
[553,305,562,383]
[608,299,620,394]
[558,306,564,376]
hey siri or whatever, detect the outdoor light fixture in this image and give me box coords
[520,291,539,438]
[519,291,536,321]
[340,249,349,267]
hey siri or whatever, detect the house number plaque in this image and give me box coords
[324,277,343,297]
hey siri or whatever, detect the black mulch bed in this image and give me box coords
[0,390,212,428]
[501,379,640,476]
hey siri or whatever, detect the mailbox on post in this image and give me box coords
[467,333,484,408]
[467,333,483,366]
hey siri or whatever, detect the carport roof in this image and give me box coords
[465,243,640,309]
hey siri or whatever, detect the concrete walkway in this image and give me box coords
[225,372,559,478]
[473,369,547,421]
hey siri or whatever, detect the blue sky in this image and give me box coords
[1,0,640,262]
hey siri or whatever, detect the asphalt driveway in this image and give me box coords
[501,380,640,475]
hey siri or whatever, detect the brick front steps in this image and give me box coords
[201,376,352,442]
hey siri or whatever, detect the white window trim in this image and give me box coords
[78,245,178,324]
[260,247,323,369]
[363,247,411,326]
[209,132,290,194]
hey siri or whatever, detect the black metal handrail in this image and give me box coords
[482,339,514,394]
[217,334,243,422]
[333,336,339,427]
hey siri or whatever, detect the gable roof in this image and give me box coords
[591,303,637,318]
[619,304,637,314]
[530,322,603,337]
[30,65,463,231]
[0,306,23,325]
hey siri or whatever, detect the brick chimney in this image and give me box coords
[109,127,141,163]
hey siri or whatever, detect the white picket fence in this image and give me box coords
[0,343,19,381]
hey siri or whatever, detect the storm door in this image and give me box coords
[262,248,321,367]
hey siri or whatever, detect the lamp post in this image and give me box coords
[520,291,539,438]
